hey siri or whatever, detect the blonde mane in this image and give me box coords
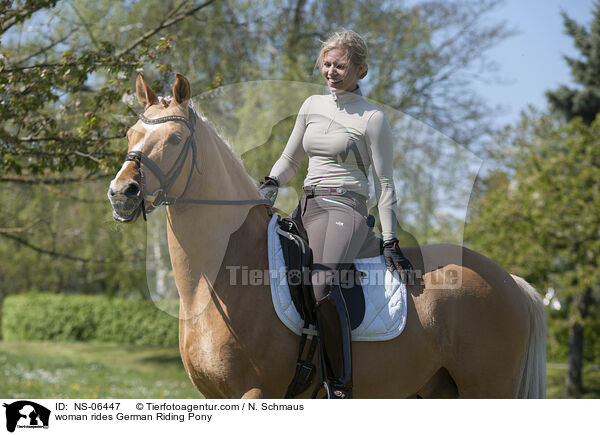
[154,94,259,192]
[185,101,260,192]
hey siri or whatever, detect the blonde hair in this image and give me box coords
[316,30,368,79]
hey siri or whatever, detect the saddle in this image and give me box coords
[276,205,367,330]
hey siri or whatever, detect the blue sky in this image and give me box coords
[476,0,596,127]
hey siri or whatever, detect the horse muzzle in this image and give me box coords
[107,185,144,223]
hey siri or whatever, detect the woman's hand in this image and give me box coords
[258,176,279,206]
[383,238,413,283]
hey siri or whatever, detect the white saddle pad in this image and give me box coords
[267,215,407,341]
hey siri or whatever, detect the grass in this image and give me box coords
[0,341,203,399]
[1,341,598,399]
[546,362,600,399]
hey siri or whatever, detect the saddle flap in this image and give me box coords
[277,215,314,323]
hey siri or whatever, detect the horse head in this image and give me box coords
[107,72,196,223]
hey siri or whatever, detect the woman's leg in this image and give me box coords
[302,195,369,398]
[302,195,369,299]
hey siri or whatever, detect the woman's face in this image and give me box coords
[321,47,364,93]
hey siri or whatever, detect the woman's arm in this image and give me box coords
[268,96,312,186]
[366,109,398,241]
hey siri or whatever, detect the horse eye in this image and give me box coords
[168,132,183,144]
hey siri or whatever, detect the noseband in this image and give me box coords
[124,106,270,220]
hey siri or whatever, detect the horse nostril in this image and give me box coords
[108,187,117,197]
[124,183,140,198]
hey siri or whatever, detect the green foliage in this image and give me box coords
[468,116,600,295]
[0,0,511,298]
[466,114,600,373]
[0,1,60,34]
[0,179,147,306]
[0,0,511,179]
[470,2,600,391]
[546,308,569,362]
[1,32,172,176]
[546,2,600,124]
[2,293,179,346]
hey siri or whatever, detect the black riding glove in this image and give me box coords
[258,176,279,206]
[383,238,414,283]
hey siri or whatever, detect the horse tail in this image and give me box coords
[511,274,547,398]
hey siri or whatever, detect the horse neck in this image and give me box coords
[164,115,268,315]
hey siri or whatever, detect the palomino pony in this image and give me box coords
[107,73,546,398]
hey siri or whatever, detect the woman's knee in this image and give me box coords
[311,267,337,301]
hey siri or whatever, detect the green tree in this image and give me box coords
[0,1,206,326]
[0,0,220,177]
[0,0,512,306]
[467,114,600,397]
[546,1,600,125]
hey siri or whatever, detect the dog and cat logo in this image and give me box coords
[3,401,50,432]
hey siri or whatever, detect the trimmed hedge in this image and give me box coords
[2,293,179,346]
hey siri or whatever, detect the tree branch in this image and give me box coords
[1,1,59,34]
[15,135,123,143]
[0,218,42,234]
[115,0,220,57]
[12,29,79,65]
[0,174,111,184]
[70,3,101,50]
[0,232,111,263]
[3,58,140,73]
[38,183,107,203]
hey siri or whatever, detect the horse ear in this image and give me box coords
[173,73,191,104]
[135,73,158,107]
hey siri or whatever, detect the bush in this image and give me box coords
[2,293,179,346]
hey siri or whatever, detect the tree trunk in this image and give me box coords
[566,320,584,397]
[566,288,593,397]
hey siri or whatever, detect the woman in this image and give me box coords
[259,30,413,399]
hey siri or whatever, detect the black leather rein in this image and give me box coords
[124,106,270,220]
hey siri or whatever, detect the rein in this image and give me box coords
[124,106,270,220]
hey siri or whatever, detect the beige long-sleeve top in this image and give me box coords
[269,86,398,240]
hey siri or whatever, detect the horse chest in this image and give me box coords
[179,315,248,396]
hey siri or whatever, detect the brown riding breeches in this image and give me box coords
[300,193,381,301]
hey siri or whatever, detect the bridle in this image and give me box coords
[124,106,270,221]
